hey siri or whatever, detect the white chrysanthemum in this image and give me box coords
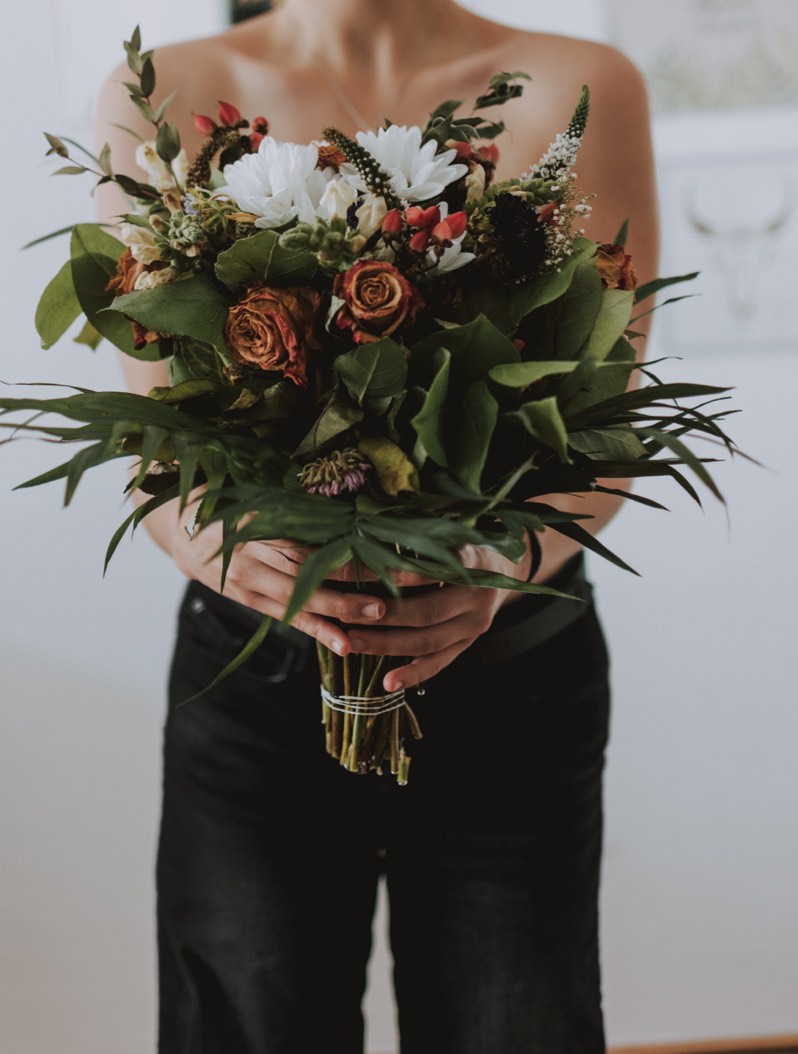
[135,142,189,192]
[217,137,332,229]
[426,202,475,275]
[119,222,163,264]
[353,125,468,203]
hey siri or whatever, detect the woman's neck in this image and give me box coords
[272,0,461,84]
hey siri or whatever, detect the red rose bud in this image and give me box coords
[431,220,453,243]
[478,143,500,165]
[192,113,216,136]
[218,101,242,127]
[408,229,431,253]
[406,205,441,230]
[250,132,264,150]
[253,116,269,134]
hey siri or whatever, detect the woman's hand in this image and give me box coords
[341,543,535,693]
[170,505,391,657]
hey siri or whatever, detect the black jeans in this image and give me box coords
[157,557,611,1054]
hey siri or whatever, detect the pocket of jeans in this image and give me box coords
[176,583,308,686]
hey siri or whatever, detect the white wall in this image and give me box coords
[1,3,796,1053]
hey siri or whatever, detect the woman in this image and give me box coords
[95,2,658,1051]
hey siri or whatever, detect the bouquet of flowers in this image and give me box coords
[1,30,740,784]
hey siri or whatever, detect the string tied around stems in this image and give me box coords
[320,685,406,716]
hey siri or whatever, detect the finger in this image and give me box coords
[347,611,476,658]
[382,640,475,692]
[235,586,353,657]
[375,585,478,628]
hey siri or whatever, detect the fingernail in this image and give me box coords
[390,680,404,691]
[349,636,366,651]
[332,639,346,655]
[361,602,382,619]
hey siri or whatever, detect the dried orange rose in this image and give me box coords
[332,260,423,345]
[596,243,638,291]
[104,248,162,349]
[224,282,321,388]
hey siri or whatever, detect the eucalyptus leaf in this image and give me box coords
[35,260,82,349]
[110,273,232,358]
[69,224,141,357]
[215,229,317,291]
[409,346,450,466]
[451,381,498,492]
[583,289,635,362]
[334,338,407,404]
[510,396,571,463]
[569,425,648,461]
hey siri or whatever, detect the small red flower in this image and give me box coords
[408,229,431,253]
[192,113,216,136]
[429,212,467,246]
[217,101,242,127]
[406,206,441,231]
[253,116,269,135]
[478,143,500,166]
[381,209,404,237]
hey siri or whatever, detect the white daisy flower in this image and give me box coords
[353,125,468,203]
[217,137,333,229]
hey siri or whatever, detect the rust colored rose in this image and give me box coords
[596,243,638,291]
[224,282,322,388]
[104,248,161,349]
[332,260,423,345]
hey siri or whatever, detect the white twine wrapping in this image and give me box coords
[320,686,406,716]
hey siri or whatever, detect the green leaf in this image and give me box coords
[282,538,354,626]
[552,259,604,359]
[215,229,317,291]
[129,95,155,123]
[634,271,699,304]
[53,165,89,176]
[140,56,155,97]
[489,359,582,388]
[510,396,571,463]
[584,289,635,362]
[451,381,498,492]
[177,613,274,705]
[110,273,232,358]
[155,122,181,164]
[409,346,450,466]
[550,519,639,575]
[35,259,82,348]
[74,319,103,350]
[44,132,68,158]
[148,378,222,403]
[292,390,363,460]
[333,338,407,405]
[130,25,142,52]
[21,224,75,250]
[637,425,724,502]
[614,218,629,246]
[569,425,648,461]
[409,315,520,388]
[153,91,178,124]
[69,224,140,357]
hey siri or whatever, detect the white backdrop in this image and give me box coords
[1,2,796,1052]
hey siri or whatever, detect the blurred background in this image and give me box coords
[1,1,796,1051]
